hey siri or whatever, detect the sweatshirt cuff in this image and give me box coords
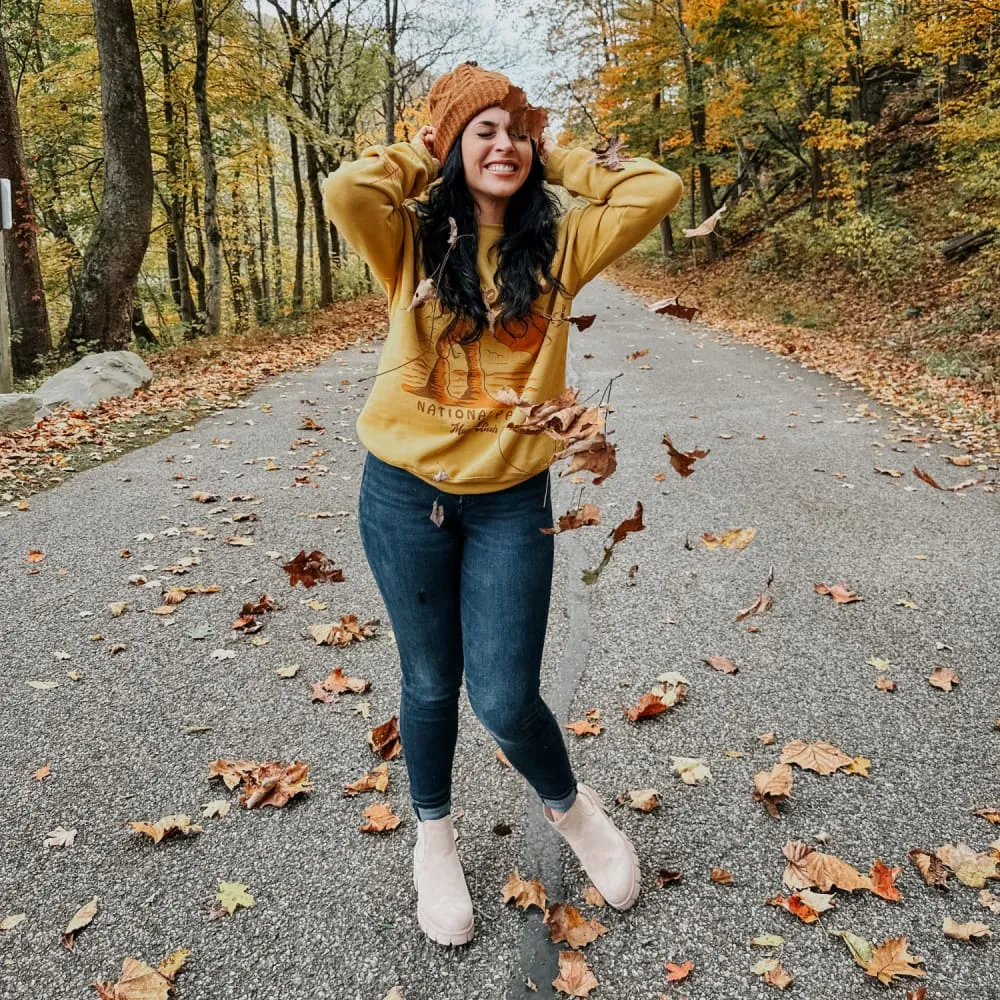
[410,139,438,182]
[542,145,573,187]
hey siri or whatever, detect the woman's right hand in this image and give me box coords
[413,125,441,168]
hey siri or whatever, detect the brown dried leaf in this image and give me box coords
[240,761,312,809]
[543,504,601,535]
[682,205,726,238]
[282,549,344,588]
[704,656,738,674]
[62,897,98,949]
[589,134,632,171]
[766,893,820,924]
[502,871,547,913]
[128,815,204,845]
[618,788,660,812]
[736,592,773,621]
[782,841,873,893]
[568,314,596,331]
[343,763,390,797]
[710,868,733,884]
[406,277,436,311]
[870,859,903,901]
[974,806,1000,825]
[661,433,709,477]
[779,740,854,776]
[582,884,605,907]
[565,718,603,737]
[553,950,599,997]
[359,802,400,833]
[544,903,608,948]
[702,527,755,550]
[864,937,926,985]
[935,842,1000,887]
[625,692,667,722]
[368,716,402,761]
[93,950,190,1000]
[928,666,959,691]
[753,763,793,817]
[943,916,992,941]
[665,960,694,982]
[909,847,950,887]
[814,581,862,603]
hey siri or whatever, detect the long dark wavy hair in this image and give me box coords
[413,137,566,344]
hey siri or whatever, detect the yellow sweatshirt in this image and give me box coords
[322,141,682,494]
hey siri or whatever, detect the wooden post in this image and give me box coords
[0,177,13,392]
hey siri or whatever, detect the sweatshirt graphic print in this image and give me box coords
[323,141,682,494]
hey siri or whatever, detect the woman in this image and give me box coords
[323,61,682,947]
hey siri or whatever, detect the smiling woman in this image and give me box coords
[322,59,683,950]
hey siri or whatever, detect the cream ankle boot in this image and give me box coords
[544,783,641,910]
[413,815,475,946]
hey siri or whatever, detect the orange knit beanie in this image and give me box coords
[427,62,548,161]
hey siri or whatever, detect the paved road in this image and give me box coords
[2,277,999,1000]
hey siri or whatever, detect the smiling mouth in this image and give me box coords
[485,164,517,174]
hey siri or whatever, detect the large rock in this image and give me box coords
[0,394,49,433]
[35,351,153,410]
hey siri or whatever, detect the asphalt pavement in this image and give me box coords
[2,277,999,1000]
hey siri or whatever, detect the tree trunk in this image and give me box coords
[64,0,153,355]
[192,0,222,337]
[383,0,398,143]
[0,35,51,374]
[158,0,195,329]
[658,217,674,256]
[289,130,306,311]
[300,58,333,306]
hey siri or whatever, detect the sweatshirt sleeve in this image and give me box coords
[322,140,438,294]
[544,145,683,296]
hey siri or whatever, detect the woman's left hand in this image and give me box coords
[538,132,556,164]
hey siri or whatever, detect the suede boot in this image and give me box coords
[413,815,475,946]
[544,783,641,910]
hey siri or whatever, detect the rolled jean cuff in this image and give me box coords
[541,784,578,814]
[413,800,451,821]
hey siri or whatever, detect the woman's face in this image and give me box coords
[460,107,533,213]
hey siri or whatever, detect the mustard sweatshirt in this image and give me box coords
[322,141,682,494]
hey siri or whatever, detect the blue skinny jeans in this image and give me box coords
[358,452,578,821]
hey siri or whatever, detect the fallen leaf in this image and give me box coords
[496,748,512,768]
[359,802,401,833]
[753,763,793,817]
[974,807,1000,825]
[128,815,204,844]
[566,718,603,737]
[216,881,254,915]
[736,592,773,621]
[782,841,873,893]
[502,871,547,912]
[908,847,950,888]
[935,842,1000,887]
[928,666,959,691]
[943,916,991,941]
[671,757,712,785]
[814,581,862,603]
[32,764,51,781]
[749,957,793,989]
[704,656,738,674]
[874,467,904,477]
[751,934,785,947]
[1,914,26,931]
[767,893,820,924]
[759,732,776,745]
[309,615,378,648]
[625,692,668,721]
[664,960,693,982]
[201,800,230,819]
[282,549,344,588]
[875,677,896,692]
[27,680,58,690]
[779,740,854,776]
[618,788,660,812]
[241,761,312,809]
[702,527,755,550]
[833,933,925,986]
[369,716,402,760]
[844,756,871,777]
[657,869,682,887]
[210,649,235,661]
[44,826,76,848]
[544,902,608,948]
[978,888,1000,914]
[914,466,983,491]
[582,884,605,907]
[343,763,390,797]
[869,859,903,901]
[62,897,98,949]
[626,348,648,362]
[553,950,599,997]
[92,950,190,1000]
[276,664,299,678]
[710,868,733,884]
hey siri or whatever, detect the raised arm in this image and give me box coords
[544,143,683,296]
[322,136,438,294]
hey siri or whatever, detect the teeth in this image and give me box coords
[486,164,516,173]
